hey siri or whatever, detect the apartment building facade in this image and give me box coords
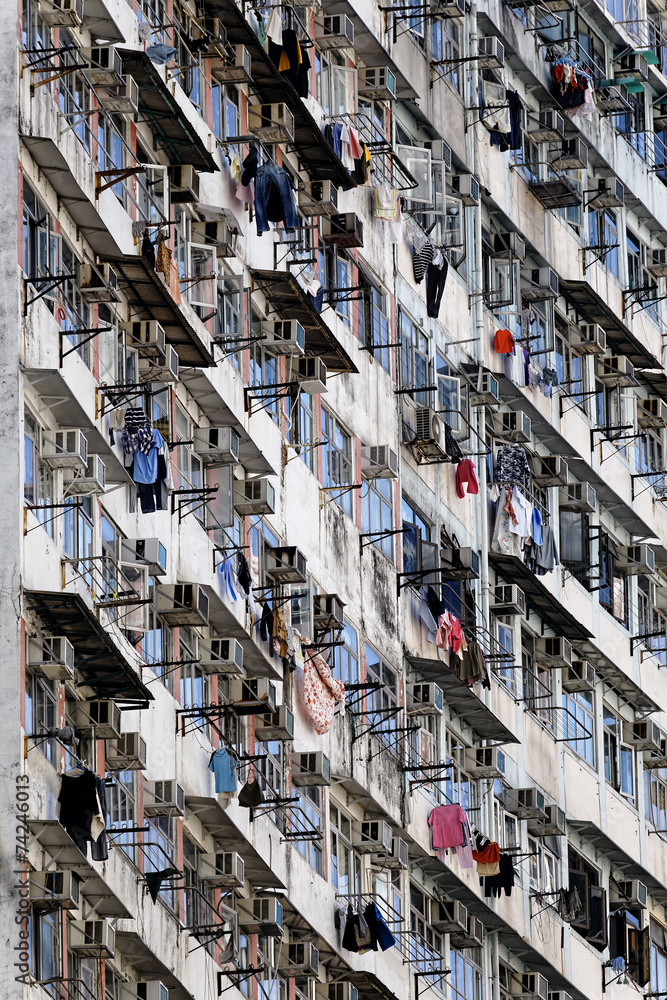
[4,0,667,1000]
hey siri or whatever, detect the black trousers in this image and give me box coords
[426,260,448,318]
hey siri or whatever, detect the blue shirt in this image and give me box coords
[531,507,543,546]
[133,429,164,484]
[209,748,237,794]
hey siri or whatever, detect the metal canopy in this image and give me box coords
[576,639,660,714]
[114,927,197,1000]
[100,254,215,367]
[206,0,355,189]
[249,268,357,374]
[24,368,131,484]
[21,135,124,259]
[529,179,582,210]
[406,655,519,744]
[560,278,660,369]
[186,795,286,887]
[28,820,132,917]
[82,0,126,43]
[25,591,153,703]
[116,50,218,172]
[569,819,667,906]
[488,552,594,643]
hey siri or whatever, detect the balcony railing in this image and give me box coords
[323,112,418,190]
[62,554,151,630]
[38,979,98,1000]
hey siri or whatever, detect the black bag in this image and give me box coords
[238,778,265,808]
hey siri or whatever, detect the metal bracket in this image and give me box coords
[170,485,219,523]
[318,483,362,509]
[59,327,111,365]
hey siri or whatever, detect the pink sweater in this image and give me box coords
[428,804,466,849]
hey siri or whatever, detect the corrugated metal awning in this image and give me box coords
[560,278,660,369]
[569,819,667,906]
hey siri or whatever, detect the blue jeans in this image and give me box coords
[255,163,299,236]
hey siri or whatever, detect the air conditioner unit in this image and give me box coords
[639,398,667,429]
[528,110,565,142]
[361,445,399,480]
[614,52,649,81]
[296,357,328,395]
[316,14,354,49]
[169,165,200,203]
[83,46,123,86]
[255,705,295,742]
[313,594,345,630]
[527,803,566,836]
[298,181,339,218]
[27,636,75,681]
[550,137,588,170]
[463,746,506,778]
[589,178,624,209]
[292,752,331,787]
[548,993,572,1000]
[535,636,572,668]
[156,584,209,626]
[428,138,452,169]
[65,454,106,496]
[139,344,179,384]
[453,914,485,948]
[450,174,479,206]
[31,870,81,909]
[359,66,396,101]
[432,0,465,16]
[596,84,630,113]
[216,44,252,83]
[265,545,307,585]
[229,678,277,716]
[376,836,409,869]
[521,267,559,301]
[616,544,656,575]
[260,319,305,356]
[559,482,597,512]
[352,820,393,853]
[469,370,501,405]
[408,682,443,715]
[121,538,167,576]
[75,700,122,739]
[199,851,245,888]
[648,248,667,277]
[198,637,244,676]
[78,263,120,302]
[623,720,662,752]
[106,732,147,771]
[280,943,319,976]
[321,213,364,248]
[69,919,116,958]
[121,984,171,1000]
[576,323,606,355]
[598,355,635,387]
[610,878,647,909]
[512,973,548,1000]
[100,75,139,115]
[234,478,276,515]
[432,900,468,934]
[491,584,526,616]
[122,319,166,359]
[192,220,235,256]
[493,411,532,443]
[238,897,283,936]
[493,232,526,261]
[248,103,295,144]
[413,406,447,460]
[441,546,480,580]
[42,428,88,470]
[326,985,358,1000]
[193,426,240,463]
[504,787,547,819]
[477,36,504,69]
[644,736,667,768]
[562,661,595,694]
[41,0,83,27]
[532,456,568,486]
[143,779,185,816]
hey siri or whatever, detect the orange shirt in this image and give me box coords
[494,328,515,354]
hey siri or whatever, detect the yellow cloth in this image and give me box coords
[279,50,290,72]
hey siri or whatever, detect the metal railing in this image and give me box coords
[62,554,151,629]
[323,112,418,190]
[38,979,98,1000]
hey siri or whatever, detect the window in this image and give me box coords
[63,497,94,576]
[183,833,215,951]
[108,771,137,863]
[366,645,400,746]
[444,732,477,811]
[287,393,315,470]
[321,409,354,516]
[604,707,635,801]
[216,271,243,358]
[524,298,552,357]
[28,904,61,984]
[554,326,584,408]
[175,404,203,516]
[22,180,58,282]
[576,16,606,79]
[315,50,356,116]
[430,18,461,92]
[449,947,482,1000]
[24,410,54,536]
[562,689,595,765]
[249,520,280,589]
[493,780,519,848]
[180,627,210,735]
[174,1,205,115]
[249,334,279,422]
[568,848,607,949]
[359,283,391,374]
[437,356,462,433]
[25,674,57,764]
[97,113,125,203]
[58,33,92,152]
[401,499,431,574]
[329,801,360,894]
[523,636,553,729]
[645,763,667,830]
[651,920,667,994]
[589,209,619,277]
[560,509,591,582]
[295,786,324,875]
[22,0,52,59]
[335,255,351,326]
[511,127,540,183]
[361,478,393,559]
[332,620,358,684]
[598,533,628,626]
[400,311,430,405]
[495,620,516,694]
[145,814,177,910]
[409,884,443,982]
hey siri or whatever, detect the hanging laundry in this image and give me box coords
[254,163,299,235]
[145,43,178,65]
[303,654,345,734]
[489,90,524,151]
[472,837,500,875]
[494,327,515,354]
[494,443,532,490]
[238,775,265,807]
[209,747,238,794]
[145,868,180,903]
[412,232,435,285]
[265,7,283,45]
[428,803,467,849]
[483,852,515,897]
[426,255,448,318]
[459,641,489,688]
[456,458,479,498]
[121,407,154,456]
[141,229,156,266]
[364,901,396,951]
[272,606,289,659]
[237,553,252,595]
[132,427,164,485]
[342,904,361,952]
[219,556,241,604]
[455,811,475,868]
[531,507,543,545]
[524,523,559,576]
[58,769,108,861]
[241,146,259,185]
[480,81,511,134]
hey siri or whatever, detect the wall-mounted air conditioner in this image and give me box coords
[296,357,328,395]
[493,411,531,443]
[198,637,244,676]
[315,14,354,49]
[30,870,81,909]
[493,232,526,261]
[432,0,466,16]
[559,482,596,512]
[361,445,399,480]
[27,636,75,681]
[453,914,485,948]
[265,546,308,584]
[432,900,468,934]
[121,538,167,577]
[42,429,88,470]
[313,594,345,630]
[639,399,667,429]
[238,897,283,936]
[550,137,588,170]
[100,75,139,115]
[407,682,443,715]
[321,213,364,248]
[622,720,662,752]
[193,426,240,463]
[614,52,649,81]
[441,546,480,580]
[358,66,396,101]
[248,103,295,144]
[229,678,277,716]
[217,45,252,84]
[106,732,147,771]
[616,544,655,575]
[503,787,547,819]
[469,370,501,406]
[299,180,339,218]
[352,820,393,853]
[527,110,565,142]
[648,248,667,278]
[41,0,83,27]
[234,478,276,515]
[597,355,635,387]
[610,878,647,909]
[532,456,568,487]
[535,636,572,668]
[156,584,209,626]
[279,943,320,977]
[261,319,306,356]
[139,344,179,384]
[477,36,504,69]
[255,705,295,742]
[413,407,447,460]
[588,178,624,209]
[644,735,667,768]
[122,319,166,359]
[82,46,123,86]
[143,780,185,816]
[521,267,559,301]
[562,661,595,694]
[169,165,200,203]
[75,700,121,739]
[379,836,409,869]
[65,454,106,496]
[526,803,566,837]
[491,584,526,616]
[69,919,115,958]
[512,973,548,1000]
[576,323,606,355]
[78,263,120,302]
[450,174,479,206]
[199,851,245,888]
[463,746,506,778]
[292,752,331,787]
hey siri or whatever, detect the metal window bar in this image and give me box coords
[322,112,418,191]
[183,883,236,953]
[61,554,152,625]
[38,979,99,1000]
